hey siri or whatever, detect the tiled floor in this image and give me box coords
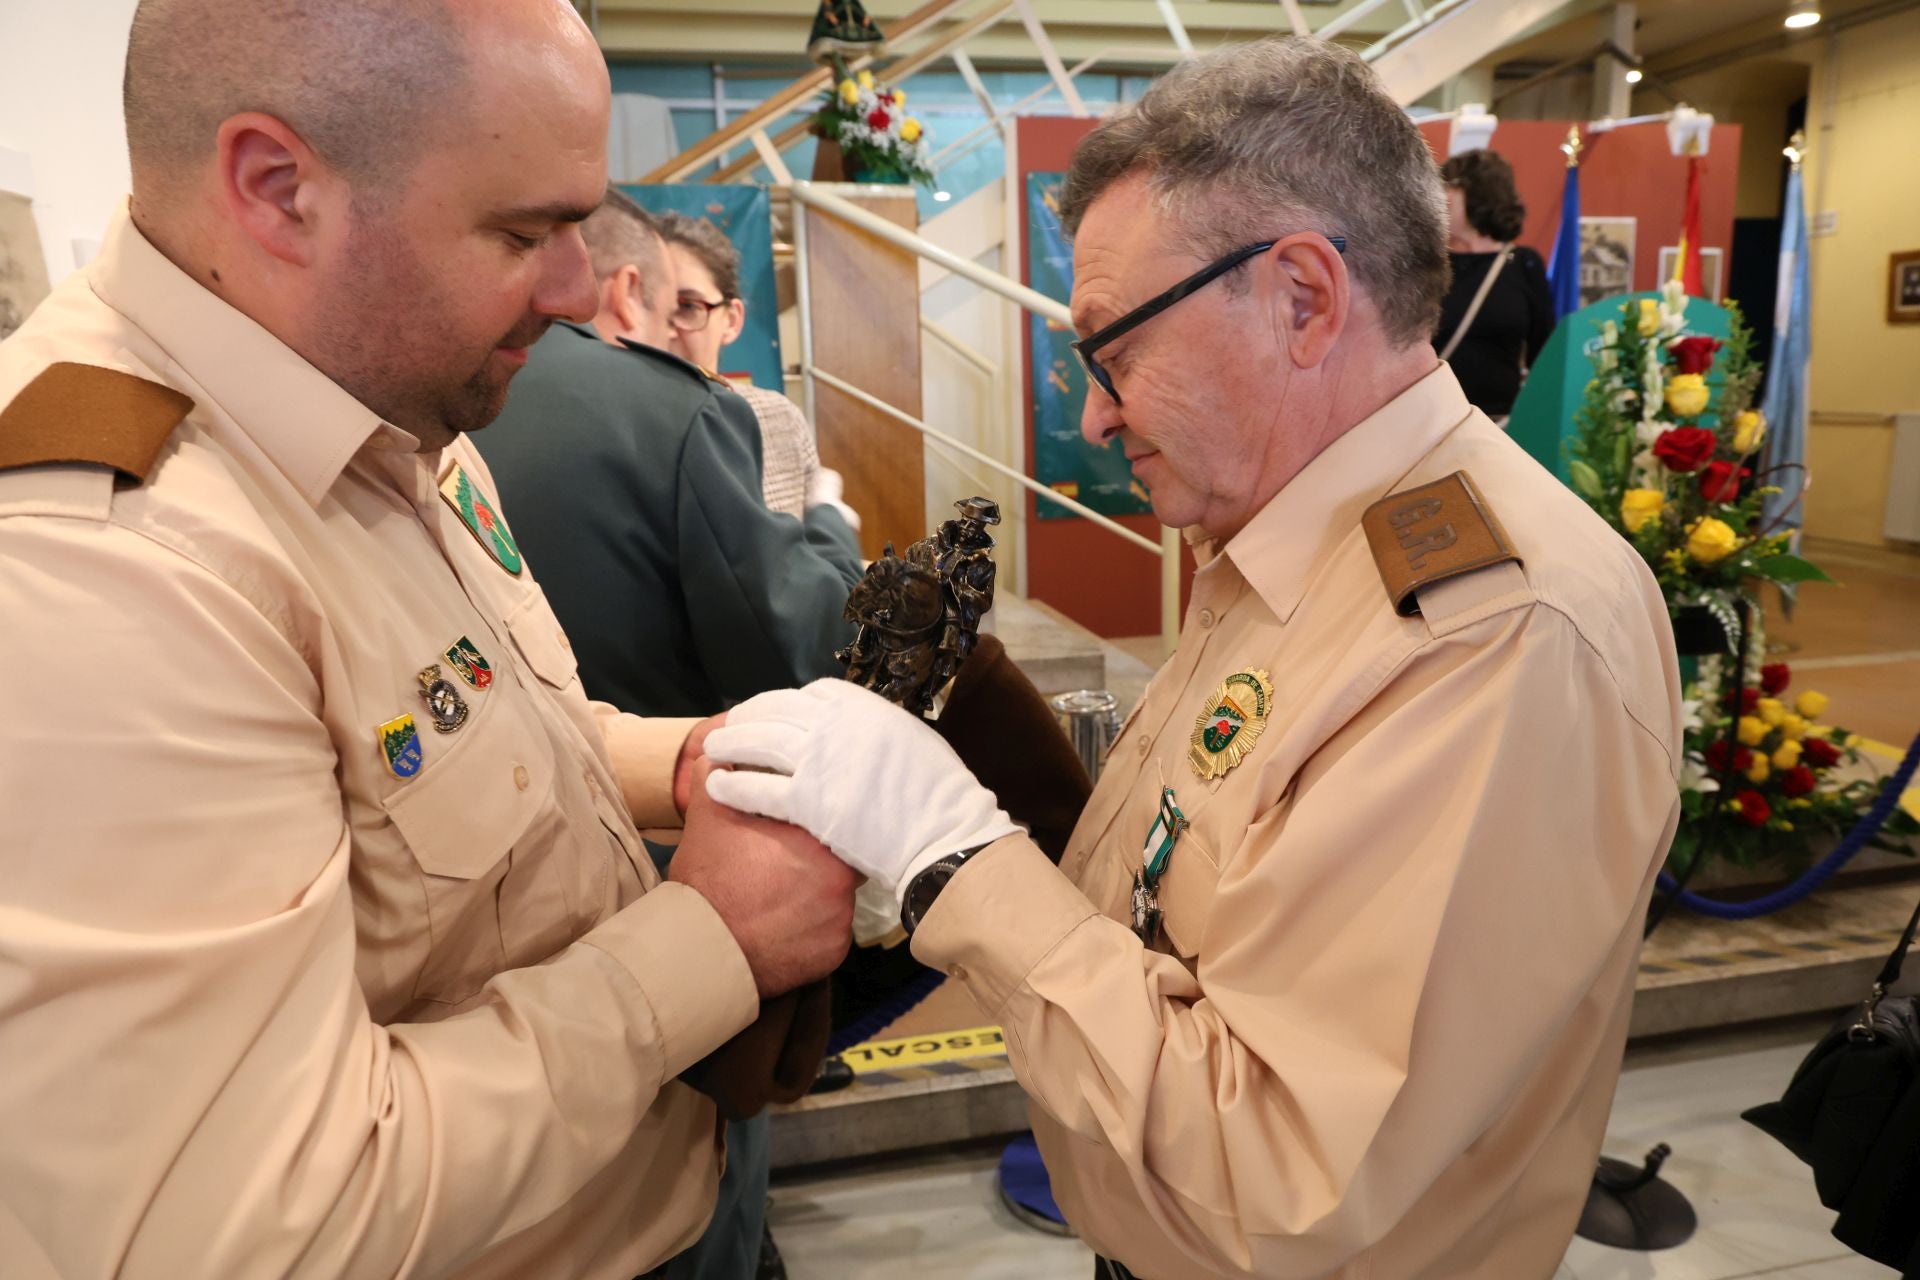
[769,1015,1899,1278]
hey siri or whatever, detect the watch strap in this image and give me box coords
[900,841,994,935]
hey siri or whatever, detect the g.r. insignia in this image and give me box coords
[443,636,494,691]
[417,664,470,734]
[1188,669,1275,780]
[378,714,425,779]
[439,463,524,575]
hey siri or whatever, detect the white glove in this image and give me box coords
[704,679,1021,904]
[805,466,861,531]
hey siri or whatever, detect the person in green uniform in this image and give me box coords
[472,188,862,1280]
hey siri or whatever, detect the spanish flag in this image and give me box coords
[1671,155,1705,297]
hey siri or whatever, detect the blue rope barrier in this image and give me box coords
[1656,728,1920,919]
[826,967,947,1056]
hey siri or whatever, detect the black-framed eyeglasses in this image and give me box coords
[1069,235,1347,405]
[670,292,730,333]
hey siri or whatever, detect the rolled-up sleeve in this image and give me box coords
[0,518,754,1278]
[914,602,1677,1276]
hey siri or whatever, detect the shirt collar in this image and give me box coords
[88,201,415,506]
[1222,362,1475,623]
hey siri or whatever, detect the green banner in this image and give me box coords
[1027,173,1151,520]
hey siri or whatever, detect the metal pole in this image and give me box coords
[790,181,1074,327]
[1276,0,1313,38]
[810,367,1164,556]
[793,202,817,429]
[920,315,1000,378]
[1013,0,1089,116]
[749,128,794,185]
[1154,0,1196,56]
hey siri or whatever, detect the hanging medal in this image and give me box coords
[1132,786,1187,947]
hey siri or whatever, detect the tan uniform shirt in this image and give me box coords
[733,381,820,521]
[916,367,1682,1278]
[0,207,760,1278]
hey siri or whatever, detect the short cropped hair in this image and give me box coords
[124,0,469,205]
[653,212,742,301]
[1439,149,1526,243]
[581,186,667,301]
[1059,38,1449,347]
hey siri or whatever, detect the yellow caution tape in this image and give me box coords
[838,1024,1007,1073]
[1857,738,1920,824]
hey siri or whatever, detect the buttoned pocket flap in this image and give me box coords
[384,697,552,879]
[506,583,580,691]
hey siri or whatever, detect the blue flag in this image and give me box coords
[1545,163,1581,320]
[1761,165,1810,534]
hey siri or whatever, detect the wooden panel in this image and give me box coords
[805,190,925,560]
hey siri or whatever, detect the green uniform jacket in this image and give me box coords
[474,321,862,718]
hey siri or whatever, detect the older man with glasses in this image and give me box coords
[701,37,1685,1280]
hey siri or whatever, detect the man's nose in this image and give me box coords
[539,226,599,324]
[1080,385,1125,447]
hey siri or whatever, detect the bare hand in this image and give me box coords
[672,758,856,998]
[673,712,727,816]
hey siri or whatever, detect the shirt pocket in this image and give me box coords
[1157,828,1220,960]
[505,582,580,692]
[383,685,556,1004]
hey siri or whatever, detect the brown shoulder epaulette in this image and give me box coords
[1362,471,1521,617]
[0,361,193,483]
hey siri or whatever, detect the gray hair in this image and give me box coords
[125,0,470,207]
[581,186,667,302]
[1059,38,1448,347]
[653,212,742,301]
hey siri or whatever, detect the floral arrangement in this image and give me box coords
[813,66,933,187]
[1677,652,1917,871]
[1568,281,1916,875]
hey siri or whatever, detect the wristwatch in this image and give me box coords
[900,842,994,935]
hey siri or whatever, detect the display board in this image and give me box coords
[1026,173,1152,520]
[620,183,783,391]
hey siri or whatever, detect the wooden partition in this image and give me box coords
[804,187,926,560]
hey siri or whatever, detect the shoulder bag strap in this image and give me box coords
[1851,893,1920,1039]
[1438,244,1513,364]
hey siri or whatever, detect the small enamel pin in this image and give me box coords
[378,714,425,779]
[439,464,523,575]
[442,636,494,691]
[417,664,470,734]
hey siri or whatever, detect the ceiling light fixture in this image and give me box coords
[1625,68,1644,83]
[1785,0,1822,29]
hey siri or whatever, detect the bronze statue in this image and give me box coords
[837,496,1000,718]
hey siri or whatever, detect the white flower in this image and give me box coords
[1680,697,1705,735]
[1601,319,1619,343]
[1661,277,1687,314]
[1634,417,1667,445]
[1679,752,1721,794]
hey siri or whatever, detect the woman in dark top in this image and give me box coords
[1433,149,1557,418]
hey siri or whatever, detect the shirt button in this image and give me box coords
[513,764,531,791]
[1199,608,1215,629]
[586,771,602,797]
[947,965,967,981]
[1137,734,1151,756]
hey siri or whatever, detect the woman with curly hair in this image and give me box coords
[1433,148,1556,420]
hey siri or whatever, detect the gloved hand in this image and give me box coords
[704,679,1022,904]
[805,466,861,531]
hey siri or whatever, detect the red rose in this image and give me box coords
[1803,736,1842,768]
[1705,741,1755,773]
[867,108,891,129]
[1760,663,1791,695]
[1723,686,1760,714]
[1733,789,1771,827]
[1652,426,1718,473]
[1670,336,1722,375]
[1781,765,1817,798]
[1698,461,1751,503]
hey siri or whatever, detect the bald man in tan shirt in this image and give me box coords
[0,2,853,1277]
[703,39,1683,1280]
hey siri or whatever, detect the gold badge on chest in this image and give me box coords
[1188,669,1274,780]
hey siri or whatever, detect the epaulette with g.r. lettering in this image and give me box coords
[0,361,193,483]
[1362,471,1521,617]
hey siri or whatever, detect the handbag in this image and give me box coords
[1742,893,1920,1275]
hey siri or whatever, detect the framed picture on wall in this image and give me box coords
[1889,249,1920,324]
[1577,217,1635,308]
[1657,246,1724,303]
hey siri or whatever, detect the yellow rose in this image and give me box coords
[1665,372,1710,418]
[857,69,874,90]
[1637,298,1660,337]
[900,117,922,143]
[837,78,859,106]
[1772,740,1802,769]
[1737,715,1769,747]
[1755,697,1785,727]
[1620,489,1665,533]
[1795,690,1829,719]
[1685,516,1738,564]
[1746,755,1771,784]
[1780,713,1807,741]
[1732,410,1766,454]
[892,88,907,106]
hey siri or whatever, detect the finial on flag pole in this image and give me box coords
[1783,129,1807,172]
[1560,124,1583,169]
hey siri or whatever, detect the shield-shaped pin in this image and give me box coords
[378,714,425,779]
[443,636,494,691]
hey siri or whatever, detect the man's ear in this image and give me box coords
[1265,233,1350,370]
[215,112,334,268]
[607,264,647,334]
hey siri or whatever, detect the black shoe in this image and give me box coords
[756,1221,788,1280]
[807,1055,855,1095]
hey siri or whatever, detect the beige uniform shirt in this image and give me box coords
[0,207,760,1278]
[733,381,820,521]
[916,367,1682,1279]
